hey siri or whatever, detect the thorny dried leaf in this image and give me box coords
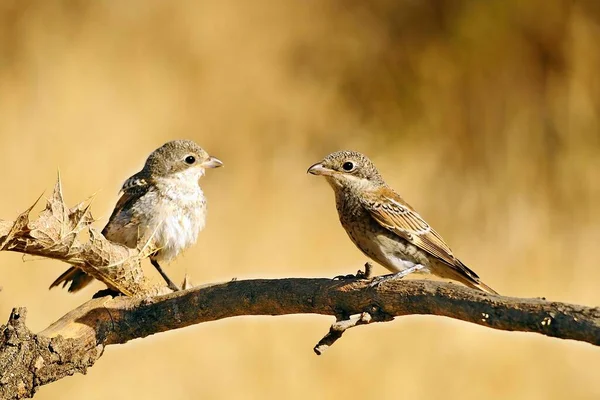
[0,176,162,296]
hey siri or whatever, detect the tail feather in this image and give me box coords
[49,267,94,293]
[451,260,499,295]
[462,278,498,295]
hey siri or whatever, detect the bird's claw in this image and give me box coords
[92,288,123,298]
[369,272,406,288]
[369,274,399,288]
[333,263,373,281]
[332,273,358,281]
[369,264,426,288]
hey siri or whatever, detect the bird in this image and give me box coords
[307,150,497,294]
[50,139,223,293]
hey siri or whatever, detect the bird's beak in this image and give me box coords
[307,162,333,176]
[201,156,223,169]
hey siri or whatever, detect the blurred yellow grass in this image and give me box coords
[0,1,599,399]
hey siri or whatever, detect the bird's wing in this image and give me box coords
[101,173,151,235]
[359,187,461,269]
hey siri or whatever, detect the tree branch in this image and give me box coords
[1,278,598,399]
[1,180,598,399]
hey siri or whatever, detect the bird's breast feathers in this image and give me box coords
[105,170,208,263]
[153,204,206,262]
[150,173,207,262]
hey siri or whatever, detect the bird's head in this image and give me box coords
[144,140,223,181]
[307,150,384,191]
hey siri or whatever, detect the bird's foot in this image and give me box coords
[92,288,123,298]
[333,262,373,280]
[369,264,425,288]
[333,274,356,280]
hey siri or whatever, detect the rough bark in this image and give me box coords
[1,278,598,399]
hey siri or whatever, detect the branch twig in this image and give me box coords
[314,310,392,355]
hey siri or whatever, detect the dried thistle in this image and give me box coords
[0,176,165,296]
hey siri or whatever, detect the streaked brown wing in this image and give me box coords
[101,174,150,235]
[360,187,457,267]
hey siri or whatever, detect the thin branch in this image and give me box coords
[314,311,389,355]
[1,278,598,399]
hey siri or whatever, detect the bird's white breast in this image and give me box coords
[151,168,207,262]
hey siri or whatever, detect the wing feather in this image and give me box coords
[358,186,495,293]
[360,187,464,270]
[52,172,151,293]
[101,174,150,235]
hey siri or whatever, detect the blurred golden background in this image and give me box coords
[0,0,599,399]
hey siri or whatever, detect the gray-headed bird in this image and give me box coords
[308,150,497,294]
[50,139,223,293]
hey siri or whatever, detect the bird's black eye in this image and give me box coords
[185,155,196,164]
[342,161,355,171]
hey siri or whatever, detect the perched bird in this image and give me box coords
[50,140,223,293]
[307,150,497,294]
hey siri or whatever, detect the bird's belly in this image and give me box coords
[152,203,206,263]
[349,226,431,274]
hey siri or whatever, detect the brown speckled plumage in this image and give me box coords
[308,150,497,294]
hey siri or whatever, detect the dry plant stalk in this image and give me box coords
[0,176,163,296]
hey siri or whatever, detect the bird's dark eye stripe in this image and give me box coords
[185,155,196,164]
[342,161,354,171]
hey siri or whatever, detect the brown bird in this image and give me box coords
[308,150,497,294]
[50,139,223,293]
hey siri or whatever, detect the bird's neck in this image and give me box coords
[333,187,366,219]
[154,169,205,205]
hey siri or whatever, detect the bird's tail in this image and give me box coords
[450,260,499,295]
[461,278,498,295]
[49,267,94,293]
